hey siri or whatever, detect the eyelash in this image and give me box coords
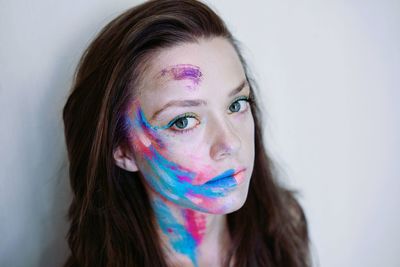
[166,113,199,134]
[166,95,253,134]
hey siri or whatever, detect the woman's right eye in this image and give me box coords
[167,113,200,134]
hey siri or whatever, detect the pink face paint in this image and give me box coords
[183,209,206,245]
[159,64,203,90]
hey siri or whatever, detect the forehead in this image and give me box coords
[139,37,246,96]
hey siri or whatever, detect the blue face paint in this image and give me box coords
[124,101,242,266]
[153,197,199,267]
[125,102,239,211]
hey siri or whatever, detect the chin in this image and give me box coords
[192,180,251,215]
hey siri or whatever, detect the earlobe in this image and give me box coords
[113,146,139,172]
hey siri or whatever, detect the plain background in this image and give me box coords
[1,0,399,266]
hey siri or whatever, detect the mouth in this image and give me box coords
[203,168,247,187]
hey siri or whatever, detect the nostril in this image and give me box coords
[210,141,240,161]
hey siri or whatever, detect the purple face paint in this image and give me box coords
[159,64,203,90]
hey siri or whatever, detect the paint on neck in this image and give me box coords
[124,100,235,265]
[153,196,208,267]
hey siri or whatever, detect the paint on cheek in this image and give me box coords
[126,102,238,207]
[126,101,166,151]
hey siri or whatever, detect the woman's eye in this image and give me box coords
[229,97,250,113]
[167,114,200,133]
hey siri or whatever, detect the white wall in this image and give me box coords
[1,1,399,266]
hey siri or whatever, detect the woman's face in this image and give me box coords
[125,37,255,214]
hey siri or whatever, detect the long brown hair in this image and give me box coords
[62,0,310,266]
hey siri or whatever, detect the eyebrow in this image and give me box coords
[149,79,249,122]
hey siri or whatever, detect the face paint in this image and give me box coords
[125,100,244,212]
[159,64,202,90]
[121,38,255,266]
[153,196,206,267]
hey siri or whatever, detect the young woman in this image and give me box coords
[62,0,310,266]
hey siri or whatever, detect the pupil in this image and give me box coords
[175,118,188,129]
[230,102,240,112]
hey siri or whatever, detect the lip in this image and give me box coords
[232,168,247,185]
[203,167,247,186]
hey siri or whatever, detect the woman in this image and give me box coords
[62,0,310,266]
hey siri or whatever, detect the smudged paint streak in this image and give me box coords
[125,102,239,205]
[125,100,239,266]
[160,64,202,88]
[183,209,206,245]
[154,197,199,267]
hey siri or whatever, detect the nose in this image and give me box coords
[209,116,241,161]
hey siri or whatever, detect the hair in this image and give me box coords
[62,0,310,266]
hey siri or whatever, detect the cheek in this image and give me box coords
[246,116,256,158]
[127,109,213,185]
[158,140,218,185]
[233,112,255,166]
[232,110,255,142]
[151,124,218,176]
[246,115,255,146]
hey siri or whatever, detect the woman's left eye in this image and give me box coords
[229,96,250,113]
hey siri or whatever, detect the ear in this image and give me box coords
[113,145,139,172]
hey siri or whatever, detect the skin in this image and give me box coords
[114,37,255,267]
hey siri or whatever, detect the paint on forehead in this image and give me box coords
[159,64,203,90]
[125,100,239,207]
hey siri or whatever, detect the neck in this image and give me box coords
[150,193,230,267]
